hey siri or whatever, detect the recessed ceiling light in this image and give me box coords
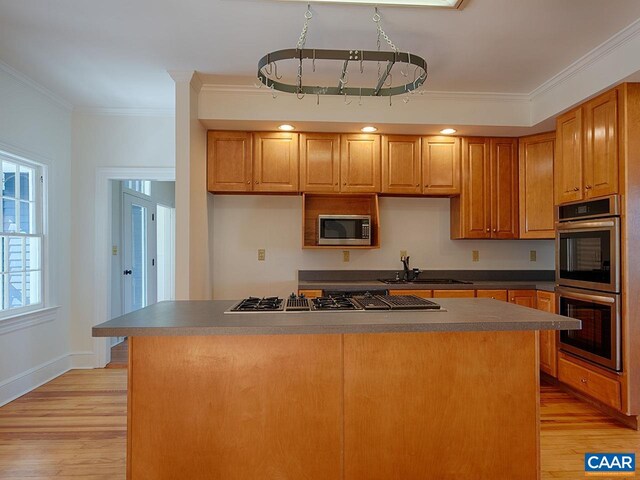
[440,128,457,135]
[361,126,378,133]
[281,0,463,8]
[278,124,295,131]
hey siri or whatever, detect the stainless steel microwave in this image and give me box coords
[318,215,371,246]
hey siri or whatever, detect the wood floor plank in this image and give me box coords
[0,370,638,479]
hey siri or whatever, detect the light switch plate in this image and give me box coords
[343,250,350,262]
[472,250,479,262]
[258,249,266,261]
[530,250,537,262]
[112,245,118,256]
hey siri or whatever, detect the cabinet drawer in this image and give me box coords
[389,289,433,298]
[475,290,507,301]
[558,356,621,410]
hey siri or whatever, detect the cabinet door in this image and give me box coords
[584,89,619,199]
[300,133,340,193]
[555,108,583,204]
[253,132,299,192]
[536,291,557,377]
[381,136,421,194]
[508,290,537,308]
[490,138,518,239]
[422,136,461,195]
[518,133,555,239]
[341,134,381,193]
[207,131,252,192]
[460,138,491,238]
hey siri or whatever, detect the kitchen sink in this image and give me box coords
[379,278,472,285]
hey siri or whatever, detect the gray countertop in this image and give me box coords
[92,299,579,337]
[298,280,557,292]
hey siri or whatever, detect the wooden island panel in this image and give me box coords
[128,335,343,480]
[343,331,540,480]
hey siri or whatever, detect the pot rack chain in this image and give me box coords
[256,4,428,103]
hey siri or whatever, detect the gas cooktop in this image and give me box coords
[226,294,443,313]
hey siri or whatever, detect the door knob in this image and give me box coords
[123,270,132,275]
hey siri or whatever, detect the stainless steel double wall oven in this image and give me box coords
[556,195,622,371]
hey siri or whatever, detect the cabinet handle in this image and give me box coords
[334,182,338,186]
[343,182,347,185]
[581,378,588,384]
[585,185,592,190]
[486,228,490,232]
[255,181,259,184]
[573,187,580,191]
[416,184,419,187]
[493,228,497,232]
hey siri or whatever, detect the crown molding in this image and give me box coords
[200,83,530,104]
[168,70,197,84]
[73,106,175,117]
[530,17,640,100]
[0,60,73,112]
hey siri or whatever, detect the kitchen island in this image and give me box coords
[93,299,579,480]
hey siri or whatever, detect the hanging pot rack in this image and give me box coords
[256,5,428,101]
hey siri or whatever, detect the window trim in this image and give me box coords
[0,151,45,320]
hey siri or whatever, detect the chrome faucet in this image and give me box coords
[401,255,422,282]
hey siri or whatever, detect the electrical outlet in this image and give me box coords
[258,249,266,261]
[472,250,480,262]
[530,250,537,262]
[400,250,407,259]
[343,250,350,262]
[112,245,118,256]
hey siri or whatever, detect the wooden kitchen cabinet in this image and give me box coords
[555,88,619,205]
[451,137,518,239]
[382,135,421,194]
[433,290,475,298]
[389,289,433,298]
[584,89,619,199]
[536,290,557,377]
[476,290,508,301]
[341,134,381,193]
[300,133,341,193]
[508,290,536,308]
[519,132,555,239]
[422,136,461,195]
[253,132,299,192]
[207,131,253,192]
[558,354,622,410]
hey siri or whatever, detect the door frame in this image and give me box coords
[94,167,175,367]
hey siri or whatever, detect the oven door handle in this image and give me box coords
[556,219,616,230]
[557,289,616,304]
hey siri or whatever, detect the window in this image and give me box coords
[0,154,43,316]
[124,180,151,196]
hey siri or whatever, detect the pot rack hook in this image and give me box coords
[270,84,277,99]
[312,49,316,72]
[359,88,363,106]
[274,62,282,80]
[344,93,352,105]
[254,76,263,89]
[401,52,411,78]
[316,92,320,105]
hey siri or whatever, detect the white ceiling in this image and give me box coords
[1,0,640,110]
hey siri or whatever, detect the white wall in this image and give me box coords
[71,113,174,357]
[0,65,72,404]
[211,196,555,299]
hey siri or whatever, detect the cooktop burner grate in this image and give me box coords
[229,297,285,312]
[311,296,361,311]
[286,298,311,311]
[375,295,441,310]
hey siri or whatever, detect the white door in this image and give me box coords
[122,192,157,314]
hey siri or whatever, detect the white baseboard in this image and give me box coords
[0,350,99,407]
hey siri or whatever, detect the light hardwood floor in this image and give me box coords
[0,369,638,479]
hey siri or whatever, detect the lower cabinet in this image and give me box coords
[508,290,537,308]
[433,290,475,298]
[298,289,323,299]
[558,354,622,410]
[476,290,507,301]
[389,289,433,298]
[536,291,557,377]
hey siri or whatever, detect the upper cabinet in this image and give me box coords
[584,89,619,199]
[382,135,421,194]
[422,136,461,195]
[341,134,381,193]
[555,89,619,205]
[300,133,341,193]
[207,131,253,192]
[450,137,518,239]
[519,132,555,239]
[253,132,299,192]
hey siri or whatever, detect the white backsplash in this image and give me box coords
[210,195,555,299]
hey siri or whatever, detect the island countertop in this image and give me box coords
[92,299,580,337]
